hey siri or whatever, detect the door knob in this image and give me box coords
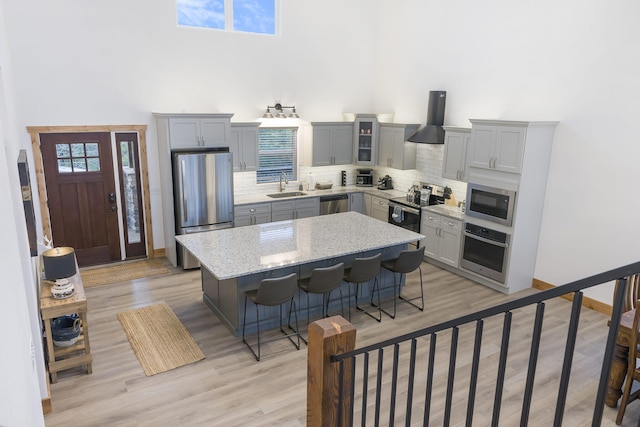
[109,206,117,212]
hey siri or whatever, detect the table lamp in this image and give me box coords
[43,247,77,299]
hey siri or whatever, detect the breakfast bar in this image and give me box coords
[176,211,425,335]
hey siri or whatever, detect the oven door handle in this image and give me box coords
[389,202,420,216]
[464,232,509,248]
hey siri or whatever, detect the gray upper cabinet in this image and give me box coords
[467,121,527,174]
[310,122,354,166]
[354,114,378,166]
[167,114,233,149]
[230,123,260,172]
[442,127,472,181]
[378,123,420,170]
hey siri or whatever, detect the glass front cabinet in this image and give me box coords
[354,114,378,166]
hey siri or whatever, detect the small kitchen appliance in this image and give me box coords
[356,169,373,187]
[387,183,446,245]
[465,183,516,226]
[377,175,393,190]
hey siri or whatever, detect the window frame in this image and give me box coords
[256,126,298,185]
[176,0,279,36]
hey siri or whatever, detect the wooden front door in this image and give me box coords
[40,132,121,266]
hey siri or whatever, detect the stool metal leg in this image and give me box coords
[398,265,425,311]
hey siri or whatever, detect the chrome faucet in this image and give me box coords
[279,172,289,192]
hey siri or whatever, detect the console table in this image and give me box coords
[40,273,92,383]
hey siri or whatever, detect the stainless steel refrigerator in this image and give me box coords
[172,148,234,269]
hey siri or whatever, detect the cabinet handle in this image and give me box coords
[249,208,256,212]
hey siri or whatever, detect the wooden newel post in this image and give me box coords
[307,315,356,427]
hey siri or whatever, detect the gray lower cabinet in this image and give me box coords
[420,212,462,268]
[271,197,320,221]
[369,195,389,222]
[348,192,364,213]
[234,203,271,227]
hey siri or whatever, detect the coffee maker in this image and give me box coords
[377,175,393,190]
[356,169,374,187]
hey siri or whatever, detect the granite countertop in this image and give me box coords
[422,204,465,221]
[175,211,424,280]
[234,185,405,205]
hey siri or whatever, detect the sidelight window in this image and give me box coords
[256,127,297,184]
[177,0,276,35]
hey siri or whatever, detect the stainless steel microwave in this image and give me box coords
[465,183,516,226]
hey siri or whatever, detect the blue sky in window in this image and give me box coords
[177,0,225,30]
[177,0,275,35]
[234,0,275,34]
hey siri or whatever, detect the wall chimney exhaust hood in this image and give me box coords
[408,91,446,144]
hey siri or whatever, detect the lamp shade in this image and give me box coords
[43,247,77,280]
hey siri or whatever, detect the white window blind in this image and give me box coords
[257,127,297,184]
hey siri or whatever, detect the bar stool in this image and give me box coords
[297,262,345,342]
[379,246,426,319]
[242,273,301,361]
[344,253,382,322]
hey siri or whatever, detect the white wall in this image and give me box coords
[0,1,46,424]
[372,0,640,302]
[2,0,638,311]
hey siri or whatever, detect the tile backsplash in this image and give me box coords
[233,144,467,204]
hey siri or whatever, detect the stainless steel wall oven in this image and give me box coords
[461,222,510,283]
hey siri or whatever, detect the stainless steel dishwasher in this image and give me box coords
[319,194,349,215]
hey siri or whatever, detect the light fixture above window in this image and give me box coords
[262,103,299,119]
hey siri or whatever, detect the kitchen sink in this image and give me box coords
[266,191,307,198]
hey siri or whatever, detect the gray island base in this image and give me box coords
[176,212,425,336]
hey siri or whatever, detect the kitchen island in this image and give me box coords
[176,211,424,335]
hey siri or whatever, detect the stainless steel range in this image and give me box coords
[388,183,445,237]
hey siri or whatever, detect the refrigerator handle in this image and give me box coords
[181,159,188,221]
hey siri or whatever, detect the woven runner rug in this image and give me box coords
[81,258,169,288]
[117,303,205,376]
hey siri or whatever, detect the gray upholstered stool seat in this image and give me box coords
[242,273,301,361]
[379,246,426,319]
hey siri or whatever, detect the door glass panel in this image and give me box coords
[56,144,70,158]
[86,143,99,157]
[120,140,141,244]
[72,158,87,171]
[87,158,101,171]
[57,158,72,172]
[71,143,85,157]
[56,141,101,173]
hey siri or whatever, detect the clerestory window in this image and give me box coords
[177,0,276,35]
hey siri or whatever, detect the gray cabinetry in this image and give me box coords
[271,197,320,221]
[442,127,471,181]
[378,123,420,169]
[354,114,378,166]
[421,211,462,268]
[230,123,259,171]
[369,195,389,222]
[310,122,354,166]
[234,203,271,227]
[168,115,233,149]
[154,113,234,266]
[348,192,364,213]
[467,121,527,173]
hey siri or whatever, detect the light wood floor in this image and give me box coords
[44,259,638,426]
